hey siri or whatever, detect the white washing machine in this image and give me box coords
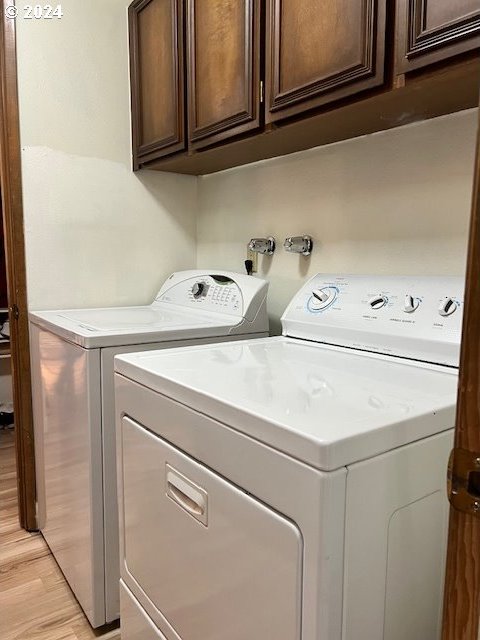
[114,274,464,640]
[29,270,269,628]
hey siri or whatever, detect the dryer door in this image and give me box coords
[120,416,303,640]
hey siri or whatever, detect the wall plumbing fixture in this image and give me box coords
[283,235,313,256]
[248,237,276,255]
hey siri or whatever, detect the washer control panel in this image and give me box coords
[156,274,243,315]
[152,271,269,325]
[282,274,465,367]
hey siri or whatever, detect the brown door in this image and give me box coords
[265,0,387,124]
[186,0,262,150]
[396,0,480,74]
[0,2,37,530]
[129,0,186,169]
[441,112,480,639]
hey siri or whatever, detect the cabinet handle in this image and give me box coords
[166,465,208,526]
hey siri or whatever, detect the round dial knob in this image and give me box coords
[404,294,420,314]
[192,282,206,299]
[312,289,329,303]
[439,297,457,317]
[309,287,336,311]
[369,295,388,310]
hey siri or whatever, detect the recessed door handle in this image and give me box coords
[168,483,204,516]
[166,465,208,526]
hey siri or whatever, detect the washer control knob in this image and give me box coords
[192,282,206,299]
[439,297,457,317]
[369,295,388,310]
[404,295,420,314]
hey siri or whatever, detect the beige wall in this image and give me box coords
[197,109,478,333]
[16,0,198,310]
[15,1,478,325]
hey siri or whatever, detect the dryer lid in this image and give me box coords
[115,336,458,471]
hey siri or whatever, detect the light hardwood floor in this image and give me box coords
[0,429,121,640]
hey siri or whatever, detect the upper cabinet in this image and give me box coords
[129,0,186,168]
[265,0,387,123]
[187,0,262,149]
[128,0,480,174]
[395,0,480,74]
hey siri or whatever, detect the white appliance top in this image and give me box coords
[115,274,463,470]
[282,274,464,367]
[29,270,268,348]
[115,337,458,471]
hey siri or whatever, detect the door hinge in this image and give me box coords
[10,304,19,321]
[260,80,264,103]
[448,447,480,518]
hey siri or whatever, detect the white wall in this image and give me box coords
[197,109,478,333]
[16,0,198,310]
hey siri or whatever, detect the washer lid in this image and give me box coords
[28,269,269,348]
[29,305,239,349]
[115,337,458,471]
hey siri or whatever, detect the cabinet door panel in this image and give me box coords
[187,0,261,149]
[129,0,185,167]
[426,0,478,30]
[266,0,386,123]
[396,0,480,74]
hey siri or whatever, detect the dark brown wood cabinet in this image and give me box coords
[128,0,479,174]
[265,0,387,123]
[186,0,262,149]
[129,0,186,168]
[396,0,480,74]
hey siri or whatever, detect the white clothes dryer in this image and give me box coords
[29,270,269,627]
[115,274,464,640]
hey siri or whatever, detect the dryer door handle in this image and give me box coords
[166,465,208,526]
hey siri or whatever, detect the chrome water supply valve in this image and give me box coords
[248,237,276,255]
[283,235,313,256]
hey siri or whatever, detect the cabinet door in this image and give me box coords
[187,0,261,150]
[265,0,387,123]
[396,0,480,74]
[129,0,185,168]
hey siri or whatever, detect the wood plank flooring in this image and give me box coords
[0,429,121,640]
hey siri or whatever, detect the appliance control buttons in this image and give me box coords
[404,295,420,314]
[369,295,388,310]
[309,287,337,311]
[439,297,457,317]
[192,282,207,299]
